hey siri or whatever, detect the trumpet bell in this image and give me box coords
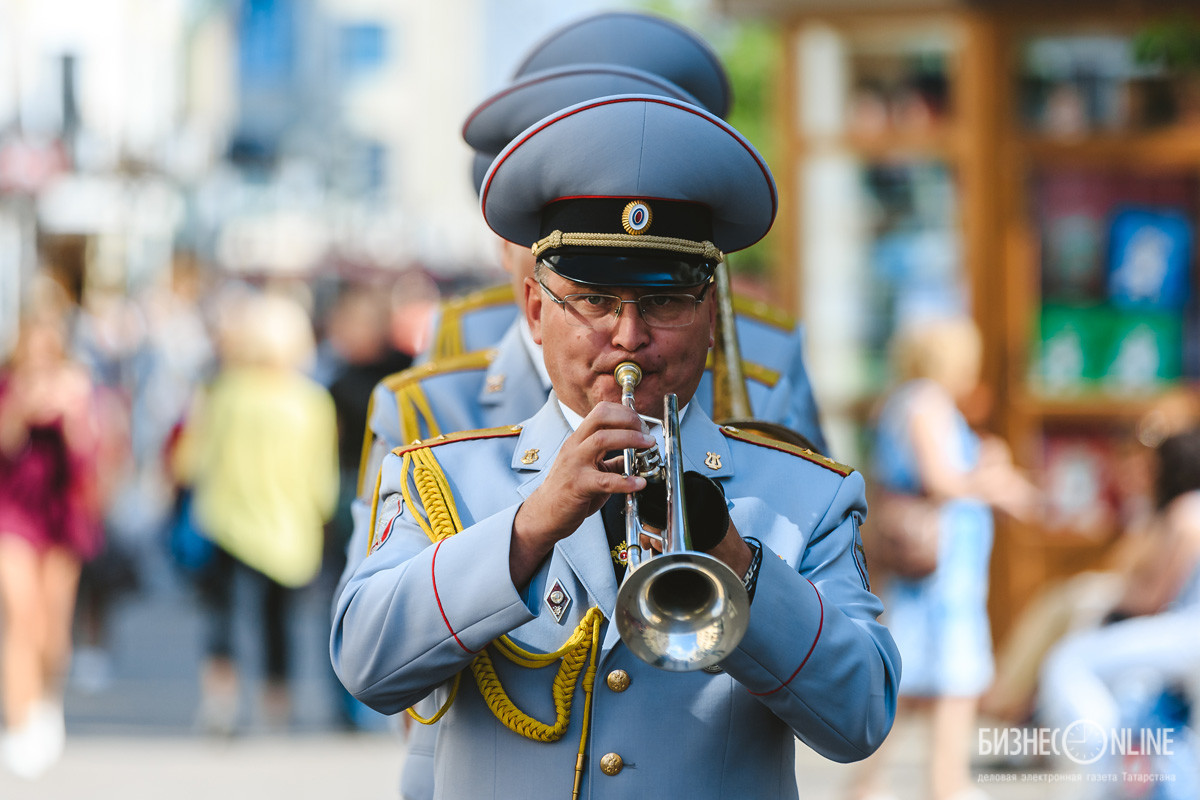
[615,551,750,672]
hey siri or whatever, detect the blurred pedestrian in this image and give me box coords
[982,388,1200,727]
[319,282,410,729]
[1037,429,1200,798]
[173,289,338,735]
[849,314,1038,800]
[0,277,103,779]
[323,283,412,555]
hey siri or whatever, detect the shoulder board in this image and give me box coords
[381,350,495,392]
[740,360,781,388]
[441,283,516,317]
[702,353,781,388]
[732,293,795,332]
[720,425,854,476]
[392,425,522,458]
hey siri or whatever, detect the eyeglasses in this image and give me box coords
[538,279,710,329]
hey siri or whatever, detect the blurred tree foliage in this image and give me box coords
[1133,15,1200,73]
[642,1,784,280]
[719,19,783,280]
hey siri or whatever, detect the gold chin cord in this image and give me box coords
[611,362,750,673]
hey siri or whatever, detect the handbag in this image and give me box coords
[863,487,941,580]
[166,488,215,575]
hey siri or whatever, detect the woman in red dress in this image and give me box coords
[0,296,102,779]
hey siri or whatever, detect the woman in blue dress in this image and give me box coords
[849,316,1039,800]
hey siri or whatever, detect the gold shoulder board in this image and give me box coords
[381,349,496,393]
[720,425,854,476]
[441,283,516,317]
[392,424,523,458]
[702,353,781,388]
[731,293,795,332]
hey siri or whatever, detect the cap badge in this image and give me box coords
[621,201,652,235]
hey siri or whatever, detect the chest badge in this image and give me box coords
[544,579,572,624]
[704,452,722,470]
[486,374,505,393]
[521,448,540,464]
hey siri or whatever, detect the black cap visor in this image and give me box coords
[542,251,716,288]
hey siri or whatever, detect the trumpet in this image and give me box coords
[612,362,750,672]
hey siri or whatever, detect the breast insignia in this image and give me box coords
[544,579,572,624]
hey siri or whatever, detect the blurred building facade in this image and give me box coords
[0,0,624,355]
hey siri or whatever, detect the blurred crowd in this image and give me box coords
[0,252,1197,797]
[853,316,1200,800]
[0,255,445,778]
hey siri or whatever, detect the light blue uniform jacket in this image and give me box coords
[332,398,900,800]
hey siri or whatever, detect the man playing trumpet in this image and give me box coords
[332,95,899,799]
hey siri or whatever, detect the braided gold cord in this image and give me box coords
[365,465,386,556]
[432,314,464,360]
[397,383,441,446]
[397,447,605,750]
[412,451,464,542]
[405,672,462,725]
[531,229,724,262]
[355,391,379,497]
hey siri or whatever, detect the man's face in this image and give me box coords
[525,267,716,419]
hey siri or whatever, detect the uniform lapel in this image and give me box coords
[511,399,620,620]
[479,323,550,427]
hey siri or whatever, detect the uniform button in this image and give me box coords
[599,752,624,776]
[605,669,631,693]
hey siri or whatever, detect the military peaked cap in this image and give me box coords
[480,94,776,287]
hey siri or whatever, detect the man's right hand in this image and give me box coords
[509,402,651,587]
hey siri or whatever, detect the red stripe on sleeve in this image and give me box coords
[431,539,477,655]
[748,581,824,696]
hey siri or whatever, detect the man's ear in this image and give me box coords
[524,276,544,344]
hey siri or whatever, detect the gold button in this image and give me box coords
[599,752,624,776]
[605,669,631,693]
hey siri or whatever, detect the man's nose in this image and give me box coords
[610,300,651,350]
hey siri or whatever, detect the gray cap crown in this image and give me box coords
[513,11,731,119]
[480,94,776,262]
[463,64,703,194]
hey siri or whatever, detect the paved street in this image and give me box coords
[0,554,1087,799]
[0,720,1068,800]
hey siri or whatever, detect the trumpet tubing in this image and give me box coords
[610,363,750,672]
[615,361,646,571]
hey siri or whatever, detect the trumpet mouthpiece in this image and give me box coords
[614,362,643,391]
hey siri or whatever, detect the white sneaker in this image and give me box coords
[1,702,64,780]
[32,698,65,765]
